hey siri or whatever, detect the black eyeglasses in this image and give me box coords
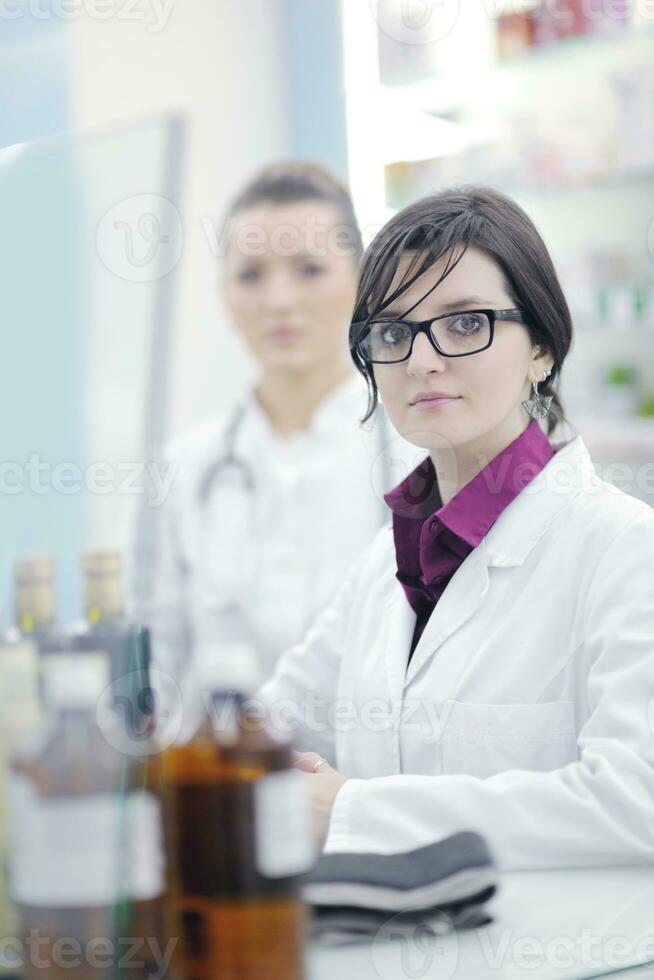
[352,308,528,364]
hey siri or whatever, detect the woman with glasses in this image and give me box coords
[258,185,654,870]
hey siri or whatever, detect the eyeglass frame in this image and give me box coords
[351,308,529,364]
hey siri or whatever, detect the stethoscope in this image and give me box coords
[197,399,395,527]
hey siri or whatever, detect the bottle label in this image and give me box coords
[0,639,39,720]
[6,776,164,906]
[125,788,166,900]
[254,769,314,878]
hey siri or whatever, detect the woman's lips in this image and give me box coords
[411,396,461,411]
[269,327,303,343]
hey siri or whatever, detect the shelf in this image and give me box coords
[469,166,654,200]
[385,160,654,201]
[342,2,654,256]
[381,25,654,117]
[492,22,654,72]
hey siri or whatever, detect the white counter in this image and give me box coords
[309,865,654,980]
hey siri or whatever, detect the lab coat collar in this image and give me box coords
[245,369,367,443]
[400,430,596,688]
[310,370,368,434]
[483,431,596,568]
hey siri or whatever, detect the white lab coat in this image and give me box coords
[147,371,417,718]
[257,431,654,870]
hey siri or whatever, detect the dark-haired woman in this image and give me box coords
[148,162,413,727]
[259,186,654,869]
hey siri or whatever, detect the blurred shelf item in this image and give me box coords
[570,415,654,461]
[495,22,654,68]
[345,2,654,218]
[503,165,654,198]
[376,24,654,117]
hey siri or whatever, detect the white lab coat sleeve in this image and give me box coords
[324,510,654,869]
[255,548,365,767]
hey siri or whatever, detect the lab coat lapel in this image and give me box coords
[404,539,490,686]
[383,575,417,771]
[400,433,593,687]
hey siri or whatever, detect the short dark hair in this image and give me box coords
[222,160,363,261]
[349,185,572,438]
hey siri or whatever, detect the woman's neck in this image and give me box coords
[255,360,353,437]
[430,414,532,507]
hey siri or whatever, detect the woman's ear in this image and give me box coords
[531,345,555,379]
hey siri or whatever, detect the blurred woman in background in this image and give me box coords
[148,162,413,719]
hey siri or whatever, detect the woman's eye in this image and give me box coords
[450,313,482,333]
[381,324,406,345]
[237,268,260,283]
[299,263,324,277]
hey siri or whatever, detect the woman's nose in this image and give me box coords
[406,330,447,375]
[261,270,298,311]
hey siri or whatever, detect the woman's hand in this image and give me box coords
[293,751,348,849]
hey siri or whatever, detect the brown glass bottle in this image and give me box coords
[7,655,166,980]
[161,653,312,980]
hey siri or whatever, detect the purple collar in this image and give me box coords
[384,421,556,645]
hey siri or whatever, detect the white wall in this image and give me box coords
[70,0,293,438]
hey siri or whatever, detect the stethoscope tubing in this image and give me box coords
[197,400,393,525]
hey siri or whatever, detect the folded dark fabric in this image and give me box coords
[309,887,496,945]
[303,830,497,914]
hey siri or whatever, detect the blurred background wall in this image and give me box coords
[0,0,350,435]
[69,0,350,434]
[3,1,654,437]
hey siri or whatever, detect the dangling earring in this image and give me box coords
[522,370,552,420]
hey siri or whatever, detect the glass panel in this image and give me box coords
[0,116,185,624]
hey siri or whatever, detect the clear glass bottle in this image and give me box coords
[6,654,165,980]
[74,550,153,741]
[161,647,313,980]
[13,555,64,654]
[0,556,52,976]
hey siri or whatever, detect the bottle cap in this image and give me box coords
[14,555,54,584]
[81,550,124,619]
[13,555,56,630]
[81,550,121,577]
[41,653,110,709]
